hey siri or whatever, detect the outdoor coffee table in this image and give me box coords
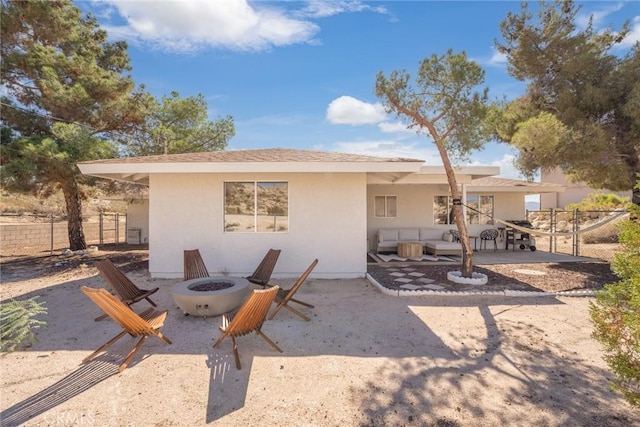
[397,241,423,257]
[172,276,249,317]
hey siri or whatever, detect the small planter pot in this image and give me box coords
[447,271,488,285]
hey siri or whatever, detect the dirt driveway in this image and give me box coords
[0,250,636,426]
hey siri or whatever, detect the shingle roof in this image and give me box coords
[472,176,565,188]
[79,148,424,165]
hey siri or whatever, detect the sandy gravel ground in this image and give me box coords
[1,255,637,426]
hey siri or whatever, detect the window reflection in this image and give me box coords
[225,182,288,232]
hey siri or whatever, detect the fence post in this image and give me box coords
[573,209,579,256]
[115,213,120,244]
[99,212,103,245]
[50,213,54,255]
[549,208,554,253]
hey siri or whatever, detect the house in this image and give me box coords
[540,167,631,209]
[78,148,565,279]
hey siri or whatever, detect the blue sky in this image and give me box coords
[81,0,639,180]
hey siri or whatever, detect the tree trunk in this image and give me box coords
[62,180,87,251]
[434,141,474,277]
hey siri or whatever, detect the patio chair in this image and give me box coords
[246,249,281,287]
[480,229,499,251]
[183,249,210,280]
[213,286,282,370]
[269,259,318,322]
[81,286,172,372]
[94,258,159,321]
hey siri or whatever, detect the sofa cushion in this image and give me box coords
[398,228,420,241]
[378,229,399,242]
[419,228,443,241]
[425,241,461,250]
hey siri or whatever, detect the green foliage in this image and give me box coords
[566,192,631,212]
[375,50,490,277]
[590,200,640,406]
[1,0,144,250]
[1,297,48,352]
[124,91,234,156]
[375,49,490,161]
[494,0,640,203]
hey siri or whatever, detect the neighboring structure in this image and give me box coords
[78,148,565,279]
[540,168,631,209]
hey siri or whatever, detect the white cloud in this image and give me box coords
[326,96,387,125]
[93,0,392,53]
[492,154,522,179]
[618,16,640,49]
[575,4,639,50]
[298,0,389,19]
[377,121,415,134]
[97,0,319,52]
[488,48,507,66]
[471,47,506,69]
[576,3,624,29]
[332,140,437,162]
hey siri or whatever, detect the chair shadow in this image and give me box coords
[0,356,119,426]
[205,352,252,423]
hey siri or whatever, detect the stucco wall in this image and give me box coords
[540,168,631,209]
[126,200,149,244]
[366,185,526,250]
[148,172,367,279]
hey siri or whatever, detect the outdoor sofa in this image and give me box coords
[376,228,463,257]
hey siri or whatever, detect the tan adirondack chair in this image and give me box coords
[183,249,210,280]
[213,286,281,369]
[269,259,318,321]
[246,249,280,287]
[81,286,172,372]
[94,258,159,321]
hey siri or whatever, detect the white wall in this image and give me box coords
[148,172,367,279]
[493,193,526,222]
[366,184,527,250]
[126,199,149,244]
[540,167,631,209]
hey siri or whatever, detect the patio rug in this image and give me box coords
[368,252,459,263]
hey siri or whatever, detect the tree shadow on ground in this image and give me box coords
[0,357,118,426]
[351,301,632,426]
[1,261,634,425]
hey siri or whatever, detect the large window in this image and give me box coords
[466,195,494,224]
[433,195,494,225]
[374,195,397,218]
[224,182,288,232]
[433,195,453,224]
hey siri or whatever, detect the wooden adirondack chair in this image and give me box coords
[81,286,172,372]
[269,259,318,321]
[183,249,210,280]
[213,286,281,369]
[94,258,159,321]
[246,249,280,287]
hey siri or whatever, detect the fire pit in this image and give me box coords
[172,276,249,317]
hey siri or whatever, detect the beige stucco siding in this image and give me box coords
[540,167,630,208]
[366,185,527,250]
[149,172,366,279]
[126,200,149,244]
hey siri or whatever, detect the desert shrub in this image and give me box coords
[590,201,640,407]
[566,192,630,212]
[0,297,47,352]
[581,213,628,244]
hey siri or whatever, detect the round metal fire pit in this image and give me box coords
[172,276,249,317]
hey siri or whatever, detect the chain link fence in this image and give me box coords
[526,209,627,261]
[1,212,128,258]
